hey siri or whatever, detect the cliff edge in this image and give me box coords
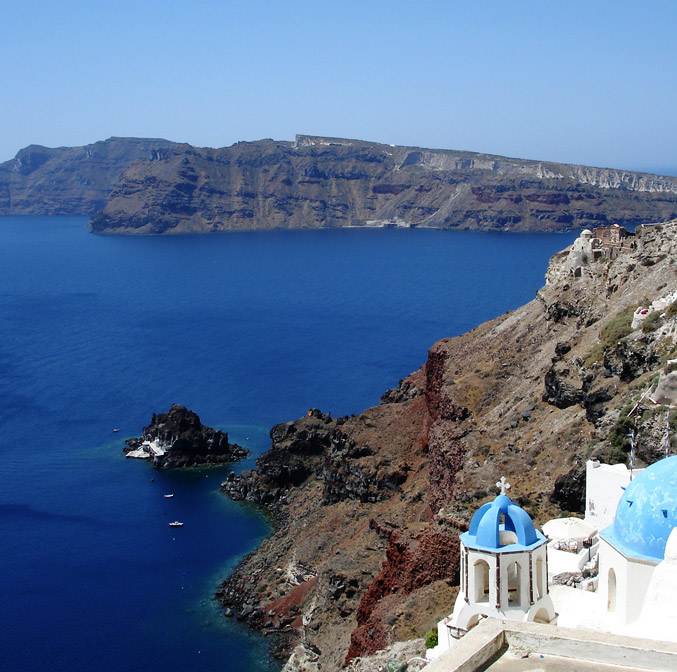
[218,221,677,670]
[3,134,676,232]
[0,137,177,215]
[90,136,677,234]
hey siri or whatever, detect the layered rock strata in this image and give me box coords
[0,137,177,214]
[91,136,677,234]
[3,135,677,233]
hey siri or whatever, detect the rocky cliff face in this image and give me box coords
[217,220,677,670]
[0,137,177,215]
[87,135,677,234]
[124,404,248,468]
[4,134,677,232]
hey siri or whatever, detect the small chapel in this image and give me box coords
[427,455,677,662]
[430,478,556,656]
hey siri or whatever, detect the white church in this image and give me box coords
[440,476,556,641]
[427,455,677,661]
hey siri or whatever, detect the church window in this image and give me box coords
[473,559,490,603]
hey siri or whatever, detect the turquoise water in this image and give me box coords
[0,217,577,671]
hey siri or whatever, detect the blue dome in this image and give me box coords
[602,455,677,562]
[461,493,544,551]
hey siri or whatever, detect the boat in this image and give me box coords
[113,428,120,432]
[164,494,174,498]
[169,521,183,527]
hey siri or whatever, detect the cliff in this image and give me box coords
[3,134,677,232]
[90,136,677,234]
[0,137,177,215]
[124,404,248,468]
[217,221,677,670]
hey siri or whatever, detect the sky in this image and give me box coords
[2,1,676,173]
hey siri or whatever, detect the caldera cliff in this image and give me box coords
[90,136,677,234]
[2,135,677,232]
[217,221,677,670]
[0,137,177,215]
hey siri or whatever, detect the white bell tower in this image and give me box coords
[431,477,556,657]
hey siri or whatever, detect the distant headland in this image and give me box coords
[2,135,677,234]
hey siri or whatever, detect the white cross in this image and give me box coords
[496,476,511,495]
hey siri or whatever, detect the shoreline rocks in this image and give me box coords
[215,221,677,670]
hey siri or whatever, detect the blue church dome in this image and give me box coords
[461,492,545,551]
[601,455,677,562]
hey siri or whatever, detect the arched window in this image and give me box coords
[535,557,545,600]
[533,608,550,624]
[499,530,518,545]
[473,559,490,603]
[498,513,517,545]
[507,560,522,606]
[608,568,617,612]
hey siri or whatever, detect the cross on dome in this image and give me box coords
[496,476,511,495]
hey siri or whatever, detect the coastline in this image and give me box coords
[209,221,677,670]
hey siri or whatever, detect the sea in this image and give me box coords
[0,216,577,672]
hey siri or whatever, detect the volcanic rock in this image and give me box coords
[124,404,248,468]
[0,137,177,215]
[217,220,677,670]
[83,135,677,234]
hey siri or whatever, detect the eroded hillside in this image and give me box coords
[90,136,677,234]
[218,221,677,671]
[0,137,177,214]
[3,135,677,232]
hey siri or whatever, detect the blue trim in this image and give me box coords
[464,492,541,551]
[461,528,548,553]
[600,525,661,564]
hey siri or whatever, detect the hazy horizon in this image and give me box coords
[2,1,676,172]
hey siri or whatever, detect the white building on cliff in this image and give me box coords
[428,478,556,659]
[425,456,677,668]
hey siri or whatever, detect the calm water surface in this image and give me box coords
[0,217,577,671]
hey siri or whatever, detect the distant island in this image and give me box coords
[2,134,677,234]
[0,137,177,216]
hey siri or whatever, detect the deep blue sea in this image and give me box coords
[0,216,577,672]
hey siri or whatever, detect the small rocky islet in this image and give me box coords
[124,404,248,468]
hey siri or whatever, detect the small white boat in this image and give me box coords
[169,521,183,527]
[164,494,174,498]
[113,428,120,432]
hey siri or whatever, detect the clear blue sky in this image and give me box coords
[2,1,676,173]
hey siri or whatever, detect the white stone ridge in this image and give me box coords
[631,288,677,329]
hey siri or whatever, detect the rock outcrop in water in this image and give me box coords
[124,404,248,468]
[218,221,677,671]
